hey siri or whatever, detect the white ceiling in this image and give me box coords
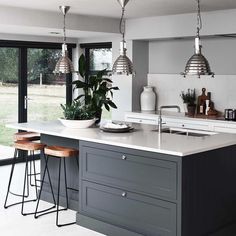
[0,0,236,18]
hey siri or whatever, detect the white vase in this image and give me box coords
[140,86,156,111]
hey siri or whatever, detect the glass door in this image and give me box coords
[27,48,66,122]
[0,47,19,160]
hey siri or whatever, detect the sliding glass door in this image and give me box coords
[0,48,19,160]
[27,48,65,122]
[0,41,75,163]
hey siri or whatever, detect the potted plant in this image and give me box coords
[180,89,196,116]
[59,100,96,128]
[72,54,119,123]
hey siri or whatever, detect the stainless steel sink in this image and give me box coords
[159,127,217,137]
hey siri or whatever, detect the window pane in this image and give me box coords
[27,48,66,121]
[0,48,18,157]
[89,48,112,71]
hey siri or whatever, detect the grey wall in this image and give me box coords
[132,41,149,111]
[149,37,236,75]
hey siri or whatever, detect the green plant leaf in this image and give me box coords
[72,80,88,89]
[79,54,86,78]
[107,100,117,109]
[102,78,113,83]
[109,86,119,90]
[74,94,85,101]
[97,69,107,79]
[104,103,110,111]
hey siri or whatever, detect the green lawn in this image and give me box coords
[0,84,111,147]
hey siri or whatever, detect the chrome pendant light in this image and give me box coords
[112,0,133,76]
[182,0,214,78]
[54,6,74,74]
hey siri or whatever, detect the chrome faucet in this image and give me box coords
[158,105,181,132]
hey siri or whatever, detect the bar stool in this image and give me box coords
[14,132,41,187]
[34,145,79,227]
[4,139,54,216]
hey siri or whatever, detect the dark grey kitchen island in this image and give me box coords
[7,121,236,236]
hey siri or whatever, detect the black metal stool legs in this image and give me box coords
[35,155,77,227]
[34,153,56,218]
[4,149,38,212]
[4,148,17,209]
[56,157,76,227]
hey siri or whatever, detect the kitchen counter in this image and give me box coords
[6,120,236,236]
[126,110,236,124]
[7,120,236,156]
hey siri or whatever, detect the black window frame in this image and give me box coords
[0,40,76,165]
[0,40,76,122]
[80,42,112,82]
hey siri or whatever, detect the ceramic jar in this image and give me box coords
[140,86,156,111]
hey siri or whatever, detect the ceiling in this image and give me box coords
[0,0,236,18]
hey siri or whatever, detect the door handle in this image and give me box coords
[24,96,27,109]
[24,96,33,109]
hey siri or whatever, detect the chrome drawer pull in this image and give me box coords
[122,155,127,160]
[121,192,127,197]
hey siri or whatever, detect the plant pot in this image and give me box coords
[58,118,96,129]
[187,104,196,117]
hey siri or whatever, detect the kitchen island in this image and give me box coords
[7,120,236,236]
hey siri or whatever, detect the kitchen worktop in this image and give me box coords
[7,120,236,156]
[126,110,236,124]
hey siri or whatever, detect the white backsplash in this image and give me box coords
[148,74,236,113]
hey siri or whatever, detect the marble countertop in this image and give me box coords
[7,120,236,157]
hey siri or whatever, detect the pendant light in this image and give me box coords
[182,0,214,78]
[112,0,133,76]
[54,6,75,74]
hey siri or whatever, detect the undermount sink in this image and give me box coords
[159,127,217,137]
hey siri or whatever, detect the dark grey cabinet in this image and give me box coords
[77,141,236,236]
[78,141,181,236]
[81,146,177,200]
[81,181,176,236]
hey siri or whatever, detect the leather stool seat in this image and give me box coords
[45,146,78,158]
[14,141,45,151]
[14,132,40,141]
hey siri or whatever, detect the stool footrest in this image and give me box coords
[4,198,37,209]
[35,207,67,219]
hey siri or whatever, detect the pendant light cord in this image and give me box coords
[197,0,202,37]
[119,6,125,42]
[63,13,66,44]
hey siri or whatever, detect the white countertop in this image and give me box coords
[7,120,236,157]
[126,110,236,126]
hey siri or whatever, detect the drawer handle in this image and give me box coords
[139,119,142,123]
[182,124,185,127]
[122,155,127,160]
[121,192,127,197]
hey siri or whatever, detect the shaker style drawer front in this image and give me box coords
[81,181,177,236]
[81,146,177,200]
[125,116,157,125]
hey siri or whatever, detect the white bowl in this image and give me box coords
[58,118,96,129]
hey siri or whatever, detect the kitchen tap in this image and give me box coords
[158,105,181,133]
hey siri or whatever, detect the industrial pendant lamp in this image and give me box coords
[182,0,214,78]
[54,6,74,74]
[112,0,133,76]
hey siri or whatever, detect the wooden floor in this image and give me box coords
[0,161,104,236]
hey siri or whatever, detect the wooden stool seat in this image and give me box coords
[14,132,40,141]
[14,141,45,151]
[45,146,79,158]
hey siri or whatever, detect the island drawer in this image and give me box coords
[81,181,177,236]
[81,145,177,200]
